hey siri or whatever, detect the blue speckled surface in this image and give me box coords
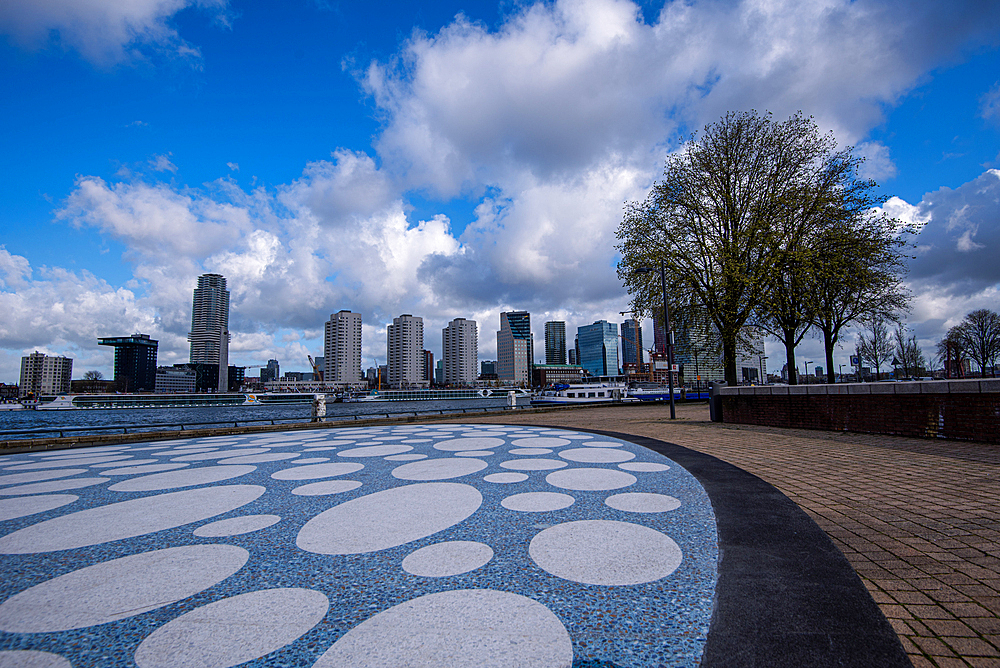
[0,424,718,667]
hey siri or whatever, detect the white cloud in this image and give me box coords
[982,82,1000,123]
[149,153,177,173]
[0,0,229,65]
[856,141,898,181]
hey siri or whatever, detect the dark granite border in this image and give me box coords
[514,424,912,668]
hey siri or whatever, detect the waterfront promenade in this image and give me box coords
[461,403,1000,668]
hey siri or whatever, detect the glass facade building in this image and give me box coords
[577,321,619,377]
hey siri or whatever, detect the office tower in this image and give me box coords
[568,349,577,365]
[653,319,667,354]
[19,351,73,397]
[98,334,158,392]
[324,310,362,384]
[262,359,280,383]
[620,319,643,371]
[443,318,478,385]
[544,321,567,365]
[480,360,497,377]
[497,311,532,384]
[387,314,426,388]
[577,321,620,377]
[187,273,230,391]
[423,350,434,385]
[434,360,444,385]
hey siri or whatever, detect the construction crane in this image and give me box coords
[307,355,323,383]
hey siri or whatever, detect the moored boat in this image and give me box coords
[530,382,630,406]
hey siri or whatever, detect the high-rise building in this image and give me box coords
[497,311,532,385]
[544,321,567,365]
[187,273,230,392]
[620,319,643,371]
[262,359,280,383]
[480,360,497,378]
[577,321,619,377]
[434,360,444,385]
[387,314,426,388]
[653,319,667,354]
[443,318,478,385]
[324,310,362,385]
[423,350,434,385]
[568,348,577,365]
[19,351,73,397]
[98,333,158,392]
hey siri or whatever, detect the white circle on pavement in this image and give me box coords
[529,520,682,585]
[108,466,255,493]
[499,459,568,471]
[0,650,71,667]
[171,448,268,462]
[91,459,159,468]
[483,473,528,484]
[402,541,494,577]
[545,468,637,491]
[400,439,432,443]
[508,448,552,455]
[559,448,635,464]
[271,463,363,480]
[454,450,494,457]
[501,492,575,512]
[605,493,681,513]
[580,440,624,448]
[0,469,87,486]
[218,453,301,465]
[303,447,339,452]
[391,458,487,481]
[292,457,329,464]
[384,454,427,461]
[0,478,108,496]
[434,437,505,452]
[133,588,329,668]
[101,463,190,476]
[510,438,571,448]
[291,480,362,496]
[312,589,572,668]
[0,544,249,632]
[338,444,412,457]
[0,495,78,522]
[5,455,132,470]
[297,482,481,555]
[619,462,671,472]
[194,515,281,537]
[0,485,265,554]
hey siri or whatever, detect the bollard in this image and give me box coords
[507,391,517,409]
[311,394,326,423]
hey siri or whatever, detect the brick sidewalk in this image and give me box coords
[460,403,1000,668]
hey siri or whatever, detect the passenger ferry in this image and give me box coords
[32,393,315,410]
[356,388,530,402]
[530,383,630,406]
[628,383,683,402]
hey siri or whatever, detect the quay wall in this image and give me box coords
[720,379,1000,444]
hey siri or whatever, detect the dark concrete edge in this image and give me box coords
[511,423,913,668]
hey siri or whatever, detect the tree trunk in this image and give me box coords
[824,329,837,384]
[784,334,798,385]
[723,335,738,386]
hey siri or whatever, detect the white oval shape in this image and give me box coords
[453,450,494,457]
[530,520,682,585]
[400,439,431,444]
[510,438,570,448]
[580,440,625,448]
[545,468,637,491]
[391,458,487,481]
[313,589,572,668]
[338,444,412,458]
[501,492,575,512]
[5,456,131,471]
[0,545,249,632]
[171,448,268,462]
[508,448,552,455]
[619,462,671,472]
[303,447,339,452]
[559,448,635,464]
[194,515,281,537]
[109,465,255,493]
[297,482,481,555]
[483,473,528,484]
[499,459,567,471]
[271,463,363,480]
[433,437,504,452]
[134,588,329,668]
[384,454,426,462]
[402,541,494,577]
[605,493,681,513]
[291,480,362,496]
[0,495,77,522]
[91,459,159,468]
[0,650,71,667]
[0,478,108,496]
[0,469,87,486]
[0,485,265,554]
[102,463,191,476]
[292,457,329,464]
[218,453,300,465]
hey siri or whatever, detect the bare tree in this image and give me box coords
[893,325,925,378]
[858,317,894,379]
[955,309,1000,377]
[936,327,968,378]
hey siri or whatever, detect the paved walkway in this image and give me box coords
[461,403,1000,668]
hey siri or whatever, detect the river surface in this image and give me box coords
[0,397,515,440]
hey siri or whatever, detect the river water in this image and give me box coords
[0,397,515,440]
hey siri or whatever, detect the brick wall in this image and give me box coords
[720,379,1000,444]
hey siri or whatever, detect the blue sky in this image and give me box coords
[1,0,999,382]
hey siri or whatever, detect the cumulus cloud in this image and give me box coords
[0,0,229,65]
[149,153,177,173]
[856,141,898,181]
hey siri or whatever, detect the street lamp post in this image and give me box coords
[758,354,768,386]
[635,261,676,420]
[805,361,812,384]
[839,364,845,383]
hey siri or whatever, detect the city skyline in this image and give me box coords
[1,0,999,383]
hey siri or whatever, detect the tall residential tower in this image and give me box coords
[187,273,230,391]
[497,311,532,385]
[442,318,478,385]
[324,310,362,385]
[544,321,567,365]
[387,314,426,388]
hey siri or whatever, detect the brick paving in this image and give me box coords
[459,402,1000,668]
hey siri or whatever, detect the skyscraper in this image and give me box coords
[187,273,230,391]
[262,359,280,383]
[497,311,532,385]
[98,333,158,392]
[620,319,643,371]
[387,314,426,388]
[443,318,478,385]
[544,321,567,365]
[577,321,619,377]
[324,310,362,385]
[19,352,72,397]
